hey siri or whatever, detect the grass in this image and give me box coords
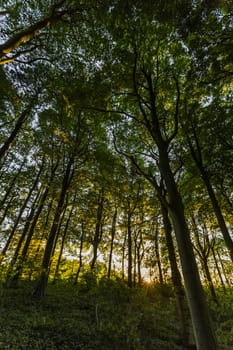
[0,277,232,350]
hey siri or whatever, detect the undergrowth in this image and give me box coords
[0,276,232,350]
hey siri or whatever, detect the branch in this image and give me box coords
[167,76,180,143]
[0,0,84,64]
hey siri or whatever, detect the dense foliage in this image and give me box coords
[0,1,233,349]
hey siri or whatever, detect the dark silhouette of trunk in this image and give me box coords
[160,203,191,346]
[0,159,44,262]
[33,156,74,298]
[216,248,231,287]
[121,232,127,280]
[6,186,42,283]
[202,171,233,262]
[0,192,17,227]
[90,188,104,270]
[74,221,85,284]
[0,159,25,210]
[127,207,133,288]
[192,217,217,302]
[186,124,233,262]
[158,142,218,350]
[0,108,31,159]
[154,222,164,284]
[9,184,50,284]
[131,66,219,349]
[53,192,77,283]
[108,206,117,279]
[135,229,144,285]
[211,245,226,291]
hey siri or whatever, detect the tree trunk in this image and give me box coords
[74,222,85,284]
[202,171,233,262]
[0,159,44,262]
[33,156,74,298]
[160,202,191,346]
[108,207,117,278]
[186,125,233,262]
[211,245,226,291]
[9,184,50,284]
[53,192,77,283]
[0,107,31,159]
[158,143,218,350]
[154,223,164,284]
[90,188,104,270]
[6,187,41,284]
[127,208,133,288]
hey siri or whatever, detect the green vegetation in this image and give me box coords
[0,278,232,350]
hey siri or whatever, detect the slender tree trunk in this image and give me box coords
[6,186,42,283]
[91,188,104,270]
[0,159,25,208]
[202,171,233,262]
[127,209,133,288]
[136,229,143,285]
[122,232,127,280]
[108,207,117,278]
[74,221,85,284]
[53,192,77,283]
[191,217,217,302]
[9,184,50,284]
[186,126,233,262]
[33,157,74,298]
[0,192,17,227]
[0,160,44,262]
[0,108,31,159]
[160,202,190,346]
[158,143,218,350]
[154,223,164,284]
[211,245,226,291]
[216,249,231,287]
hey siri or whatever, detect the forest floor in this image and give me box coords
[0,276,232,350]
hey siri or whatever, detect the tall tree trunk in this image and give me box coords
[136,229,144,285]
[0,159,25,208]
[53,192,77,283]
[90,188,104,270]
[33,156,74,298]
[160,202,190,346]
[127,208,133,288]
[121,232,127,280]
[108,207,117,278]
[6,186,42,283]
[211,245,226,291]
[9,184,50,284]
[158,143,218,350]
[191,217,217,302]
[202,171,233,262]
[154,223,164,284]
[0,159,44,262]
[0,107,31,159]
[186,125,233,262]
[74,221,85,284]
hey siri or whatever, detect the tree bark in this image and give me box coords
[0,159,44,262]
[90,188,104,270]
[108,206,117,278]
[160,203,191,346]
[0,107,31,159]
[33,156,74,298]
[158,143,218,350]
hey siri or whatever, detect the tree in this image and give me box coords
[103,4,219,348]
